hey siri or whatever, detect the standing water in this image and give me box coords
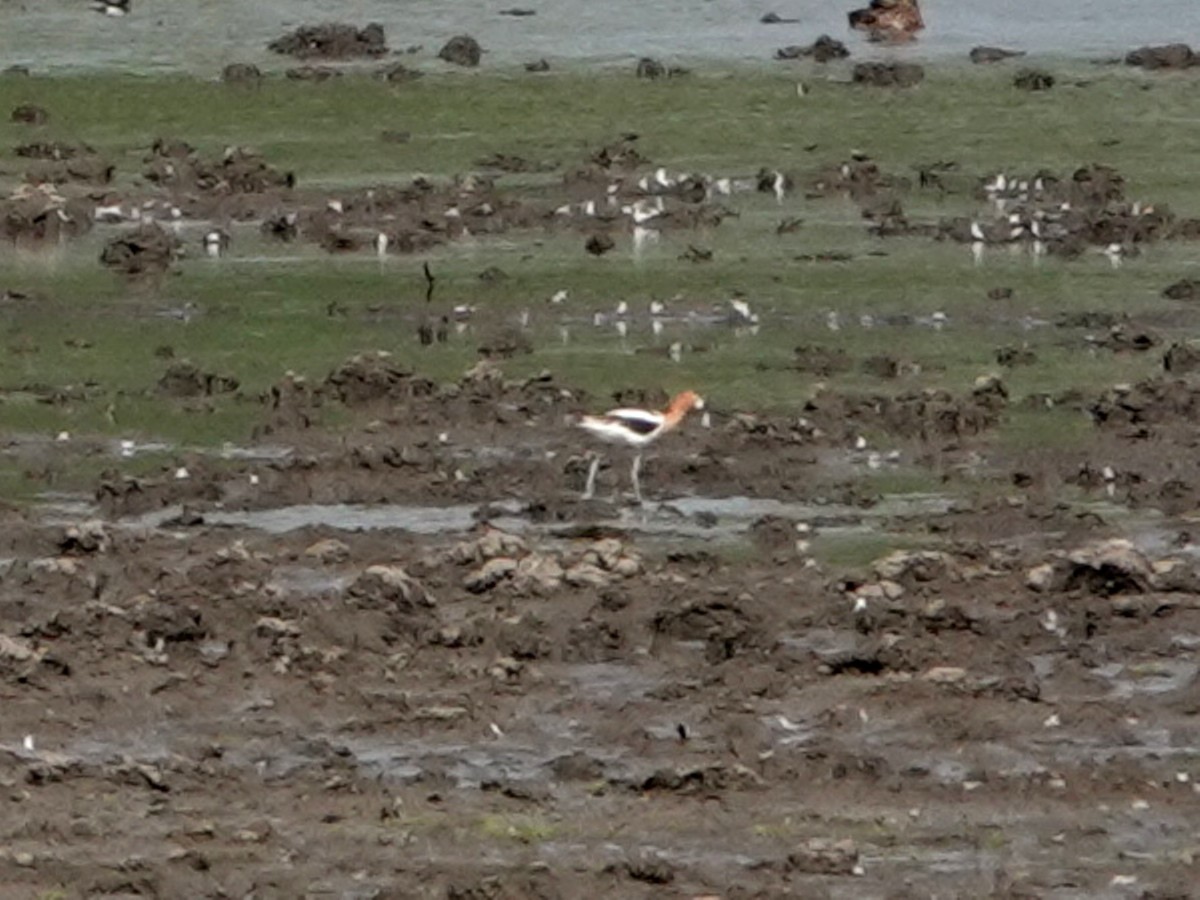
[3,0,1195,74]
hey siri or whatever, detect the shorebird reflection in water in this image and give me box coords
[577,390,705,503]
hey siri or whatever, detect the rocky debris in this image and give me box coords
[969,46,1025,63]
[452,529,638,596]
[775,35,850,62]
[787,838,860,875]
[653,598,760,661]
[1,184,92,244]
[852,61,924,87]
[1162,279,1200,301]
[99,223,182,275]
[807,380,1005,442]
[324,352,429,405]
[143,141,294,195]
[156,361,240,398]
[873,549,957,587]
[1125,43,1196,70]
[996,345,1037,367]
[1088,378,1200,430]
[221,63,263,84]
[346,565,437,638]
[285,65,342,81]
[438,35,482,67]
[1026,539,1153,596]
[1013,69,1055,91]
[11,104,48,124]
[14,140,93,160]
[525,59,551,72]
[268,23,388,59]
[792,344,851,375]
[1163,342,1200,375]
[305,538,351,564]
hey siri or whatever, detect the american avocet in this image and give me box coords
[577,390,705,503]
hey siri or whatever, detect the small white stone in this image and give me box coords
[1176,771,1190,783]
[1131,798,1149,810]
[1043,713,1061,728]
[22,734,34,751]
[55,431,70,442]
[174,467,190,480]
[438,432,449,444]
[1110,875,1137,887]
[249,473,260,486]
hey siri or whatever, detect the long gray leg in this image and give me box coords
[582,455,600,500]
[631,452,643,503]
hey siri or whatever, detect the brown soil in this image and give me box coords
[5,351,1200,897]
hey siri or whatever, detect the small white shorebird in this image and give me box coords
[92,0,130,15]
[576,390,705,503]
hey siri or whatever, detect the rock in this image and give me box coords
[268,23,388,59]
[305,538,351,563]
[852,62,924,87]
[922,666,968,684]
[448,528,528,565]
[11,104,48,124]
[60,520,110,555]
[464,557,518,593]
[438,35,482,67]
[1125,43,1195,70]
[524,59,550,72]
[0,633,36,661]
[511,554,565,595]
[564,562,611,588]
[100,223,182,276]
[969,46,1024,63]
[1163,279,1200,301]
[1164,342,1200,375]
[1013,68,1055,91]
[1025,562,1057,592]
[787,837,859,875]
[221,63,263,83]
[775,35,849,63]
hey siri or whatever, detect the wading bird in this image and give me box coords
[577,390,705,503]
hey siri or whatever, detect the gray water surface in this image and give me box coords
[4,0,1196,75]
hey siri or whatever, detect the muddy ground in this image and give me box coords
[6,60,1200,898]
[2,351,1200,899]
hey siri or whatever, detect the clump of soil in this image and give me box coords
[10,103,48,124]
[157,362,240,398]
[99,223,182,275]
[1125,43,1196,70]
[969,46,1025,63]
[775,35,850,62]
[221,63,263,84]
[438,35,482,67]
[143,141,294,194]
[852,61,925,87]
[268,22,387,59]
[1,185,92,245]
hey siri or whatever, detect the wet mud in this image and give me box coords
[4,344,1200,897]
